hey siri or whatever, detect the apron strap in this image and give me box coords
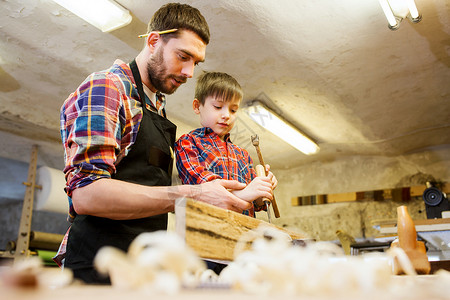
[130,59,146,106]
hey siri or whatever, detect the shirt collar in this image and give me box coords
[196,127,231,142]
[142,83,157,107]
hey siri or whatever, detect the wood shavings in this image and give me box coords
[0,256,73,289]
[94,231,206,293]
[94,226,450,297]
[215,225,450,297]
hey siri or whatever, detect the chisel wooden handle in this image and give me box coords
[255,164,280,218]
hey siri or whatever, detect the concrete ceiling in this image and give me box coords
[0,0,449,172]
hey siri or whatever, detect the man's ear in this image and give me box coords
[146,32,161,53]
[193,98,201,114]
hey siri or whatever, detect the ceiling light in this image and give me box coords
[52,0,132,32]
[378,0,422,30]
[242,101,319,155]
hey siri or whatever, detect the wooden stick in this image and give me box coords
[251,135,280,218]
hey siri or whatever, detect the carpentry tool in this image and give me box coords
[251,134,280,219]
[255,165,272,223]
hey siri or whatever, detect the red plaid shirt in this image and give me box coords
[175,127,265,217]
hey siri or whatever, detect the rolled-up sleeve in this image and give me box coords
[60,71,138,197]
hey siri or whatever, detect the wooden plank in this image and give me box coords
[410,185,425,197]
[380,224,450,234]
[379,218,450,234]
[291,183,448,206]
[316,194,326,204]
[178,199,306,261]
[413,218,450,226]
[379,218,450,228]
[327,192,357,203]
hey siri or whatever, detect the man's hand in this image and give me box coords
[190,179,250,213]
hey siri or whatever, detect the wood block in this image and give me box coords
[391,241,431,275]
[410,185,426,197]
[373,190,385,201]
[316,195,326,204]
[356,192,366,201]
[327,192,357,203]
[302,196,311,206]
[176,199,306,261]
[391,188,411,202]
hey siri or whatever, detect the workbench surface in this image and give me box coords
[1,275,448,300]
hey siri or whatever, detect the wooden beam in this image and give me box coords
[176,199,306,261]
[291,183,449,206]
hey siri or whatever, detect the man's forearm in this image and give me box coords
[71,178,186,220]
[72,178,250,220]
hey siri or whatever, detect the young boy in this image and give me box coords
[175,71,277,217]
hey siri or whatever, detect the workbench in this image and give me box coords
[1,275,448,300]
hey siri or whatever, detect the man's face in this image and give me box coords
[147,30,206,94]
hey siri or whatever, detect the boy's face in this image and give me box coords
[193,95,241,140]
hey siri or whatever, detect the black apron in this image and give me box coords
[64,60,177,284]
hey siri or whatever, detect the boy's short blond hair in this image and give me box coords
[195,72,243,105]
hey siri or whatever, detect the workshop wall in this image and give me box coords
[269,147,450,241]
[0,201,68,250]
[0,157,67,251]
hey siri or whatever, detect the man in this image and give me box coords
[58,3,254,284]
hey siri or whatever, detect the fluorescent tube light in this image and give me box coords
[378,0,421,30]
[53,0,132,32]
[379,0,399,28]
[243,101,319,155]
[405,0,420,19]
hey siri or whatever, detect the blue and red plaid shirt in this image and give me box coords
[60,59,144,222]
[175,127,264,217]
[56,60,146,266]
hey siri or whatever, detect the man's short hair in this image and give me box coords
[148,3,210,44]
[195,72,243,105]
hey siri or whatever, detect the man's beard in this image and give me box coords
[146,47,186,95]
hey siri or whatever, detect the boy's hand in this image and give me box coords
[231,177,273,202]
[265,164,278,190]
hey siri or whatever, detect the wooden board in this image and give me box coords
[176,199,306,261]
[379,218,450,234]
[293,183,450,206]
[327,192,358,203]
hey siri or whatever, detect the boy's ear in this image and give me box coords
[193,98,201,114]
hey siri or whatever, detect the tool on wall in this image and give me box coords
[14,145,39,263]
[0,145,63,265]
[251,135,280,220]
